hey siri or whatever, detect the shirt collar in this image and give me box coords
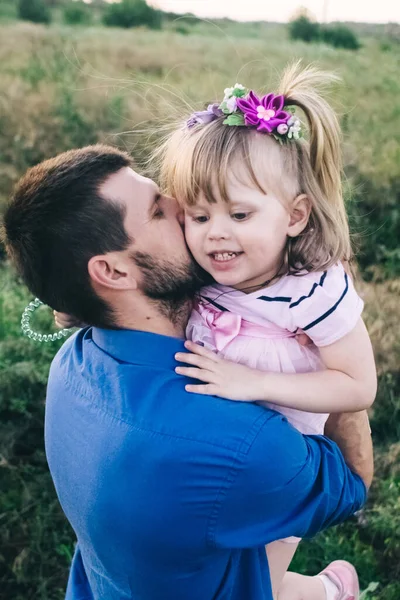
[90,327,186,369]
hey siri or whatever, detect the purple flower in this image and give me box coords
[187,103,224,128]
[236,91,290,133]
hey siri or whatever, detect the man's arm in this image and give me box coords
[211,411,369,549]
[324,410,373,489]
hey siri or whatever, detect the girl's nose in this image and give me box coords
[207,219,231,241]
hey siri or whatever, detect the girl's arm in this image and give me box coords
[175,318,377,413]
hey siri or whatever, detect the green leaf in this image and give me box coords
[223,113,245,126]
[232,87,247,98]
[219,101,231,115]
[360,582,380,599]
[272,133,284,145]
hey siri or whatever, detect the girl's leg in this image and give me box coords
[266,540,299,600]
[277,560,360,600]
[277,572,327,600]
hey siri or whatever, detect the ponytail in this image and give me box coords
[278,61,352,265]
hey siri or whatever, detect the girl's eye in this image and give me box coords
[232,212,249,221]
[192,215,209,223]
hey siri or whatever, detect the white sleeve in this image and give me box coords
[288,264,364,347]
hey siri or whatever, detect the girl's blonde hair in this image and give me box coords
[156,62,352,274]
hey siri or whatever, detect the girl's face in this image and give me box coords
[184,175,294,291]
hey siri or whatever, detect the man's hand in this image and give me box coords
[325,411,373,489]
[295,330,312,346]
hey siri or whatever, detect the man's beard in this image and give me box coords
[131,250,211,326]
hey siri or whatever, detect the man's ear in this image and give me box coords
[88,254,137,291]
[287,194,312,238]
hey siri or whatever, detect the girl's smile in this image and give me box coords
[208,250,244,271]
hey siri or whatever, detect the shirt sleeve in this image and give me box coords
[211,411,367,549]
[288,264,364,347]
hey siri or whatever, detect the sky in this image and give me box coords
[151,0,400,24]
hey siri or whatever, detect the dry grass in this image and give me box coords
[0,21,399,205]
[362,279,400,374]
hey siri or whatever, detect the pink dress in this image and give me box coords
[187,263,364,436]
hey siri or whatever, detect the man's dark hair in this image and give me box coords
[2,144,133,327]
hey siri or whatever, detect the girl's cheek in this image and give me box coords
[183,221,195,248]
[184,225,202,260]
[177,209,185,228]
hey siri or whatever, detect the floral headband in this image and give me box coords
[187,83,302,143]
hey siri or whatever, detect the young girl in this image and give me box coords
[157,63,377,600]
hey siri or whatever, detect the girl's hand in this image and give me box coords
[54,311,84,329]
[175,341,264,400]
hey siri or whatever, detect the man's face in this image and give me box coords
[99,167,205,300]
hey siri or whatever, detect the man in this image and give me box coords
[3,145,373,600]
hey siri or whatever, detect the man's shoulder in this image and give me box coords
[49,327,91,383]
[48,327,283,457]
[50,328,84,374]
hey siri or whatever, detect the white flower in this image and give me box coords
[225,96,238,113]
[288,118,301,140]
[224,87,234,98]
[234,83,245,90]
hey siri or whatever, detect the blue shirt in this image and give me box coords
[45,327,367,600]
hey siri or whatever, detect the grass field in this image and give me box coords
[0,14,399,599]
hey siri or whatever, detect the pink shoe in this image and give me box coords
[318,560,360,600]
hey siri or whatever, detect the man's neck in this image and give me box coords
[112,295,192,339]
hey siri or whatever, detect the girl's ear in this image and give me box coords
[287,194,311,238]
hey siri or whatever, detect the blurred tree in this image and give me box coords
[289,15,321,43]
[63,0,92,25]
[18,0,51,23]
[103,0,162,29]
[322,25,361,50]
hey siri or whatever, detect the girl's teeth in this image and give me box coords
[213,252,237,262]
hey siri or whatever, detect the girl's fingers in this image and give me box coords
[185,384,216,395]
[175,352,214,370]
[54,310,75,328]
[183,341,219,362]
[55,316,68,328]
[175,366,215,383]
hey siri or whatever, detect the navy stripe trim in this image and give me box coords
[289,271,327,308]
[201,296,229,312]
[258,295,292,303]
[302,273,349,331]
